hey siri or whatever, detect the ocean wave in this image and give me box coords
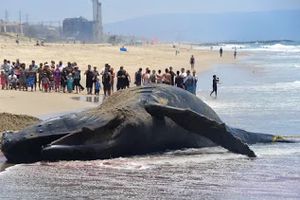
[237,43,300,52]
[259,43,300,52]
[254,143,300,157]
[195,43,300,52]
[224,81,300,92]
[294,64,300,68]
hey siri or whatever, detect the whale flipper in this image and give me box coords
[145,103,256,157]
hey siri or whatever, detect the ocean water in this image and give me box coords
[0,42,300,199]
[197,42,300,135]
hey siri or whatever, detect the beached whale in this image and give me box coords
[1,85,288,163]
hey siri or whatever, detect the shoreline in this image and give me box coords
[0,41,241,167]
[0,41,240,118]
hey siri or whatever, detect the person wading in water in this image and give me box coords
[210,75,219,98]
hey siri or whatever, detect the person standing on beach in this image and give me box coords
[162,68,172,85]
[84,65,94,95]
[175,71,184,89]
[30,60,38,71]
[58,61,65,71]
[234,48,237,59]
[61,68,68,93]
[142,69,151,86]
[26,65,35,92]
[18,64,27,91]
[150,70,156,83]
[134,68,143,86]
[180,68,187,78]
[66,73,74,93]
[53,65,61,92]
[183,70,197,94]
[73,67,82,94]
[183,70,194,94]
[192,70,198,95]
[124,71,131,88]
[210,75,219,98]
[110,67,115,92]
[0,71,7,89]
[41,73,50,92]
[219,47,223,57]
[93,66,100,91]
[37,63,43,91]
[156,69,163,84]
[190,55,195,70]
[94,78,101,95]
[169,66,176,85]
[102,66,112,97]
[117,66,126,90]
[1,59,11,87]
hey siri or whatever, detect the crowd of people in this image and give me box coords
[0,58,198,97]
[133,66,198,94]
[0,59,86,94]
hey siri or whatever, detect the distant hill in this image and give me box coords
[104,10,300,43]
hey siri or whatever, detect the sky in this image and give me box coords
[1,0,300,24]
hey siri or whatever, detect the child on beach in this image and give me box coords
[8,72,18,90]
[0,71,7,89]
[66,73,74,93]
[41,73,50,92]
[94,78,101,95]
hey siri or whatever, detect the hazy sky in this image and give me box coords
[2,0,300,24]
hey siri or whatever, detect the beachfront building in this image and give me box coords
[62,0,103,42]
[0,20,23,34]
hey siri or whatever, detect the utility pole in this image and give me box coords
[92,0,103,42]
[4,9,9,32]
[26,14,29,24]
[5,9,9,21]
[19,10,23,34]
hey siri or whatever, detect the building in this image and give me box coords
[62,0,103,42]
[0,20,22,34]
[63,17,93,41]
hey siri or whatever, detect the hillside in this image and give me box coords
[104,10,300,42]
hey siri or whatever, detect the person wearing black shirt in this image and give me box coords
[134,68,142,86]
[175,71,184,89]
[117,66,126,90]
[169,66,176,86]
[84,65,94,95]
[210,75,219,97]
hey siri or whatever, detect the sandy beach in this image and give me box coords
[0,34,237,119]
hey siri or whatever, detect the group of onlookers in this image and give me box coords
[133,66,198,94]
[1,58,198,97]
[0,59,85,94]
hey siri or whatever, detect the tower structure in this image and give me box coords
[92,0,103,42]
